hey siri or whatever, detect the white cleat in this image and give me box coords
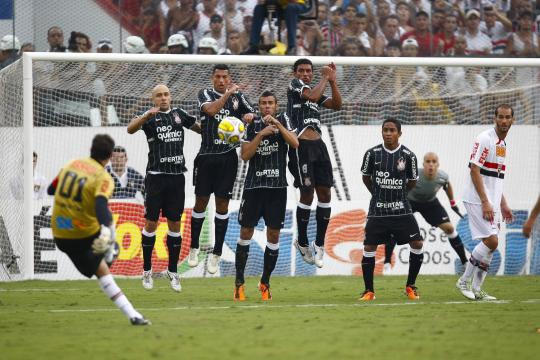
[207,254,221,274]
[473,289,496,301]
[294,240,314,265]
[312,243,324,268]
[166,270,181,292]
[142,270,153,290]
[187,248,200,267]
[456,278,475,300]
[383,262,392,275]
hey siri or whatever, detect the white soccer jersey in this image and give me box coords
[462,128,507,209]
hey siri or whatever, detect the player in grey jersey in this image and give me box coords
[383,152,468,274]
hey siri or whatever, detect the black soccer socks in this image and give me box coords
[296,205,311,247]
[449,234,468,264]
[235,242,250,286]
[361,253,376,292]
[190,210,205,249]
[261,245,279,285]
[315,204,331,247]
[166,232,182,272]
[141,230,156,271]
[407,250,424,286]
[213,213,229,256]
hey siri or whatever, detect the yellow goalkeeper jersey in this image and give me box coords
[52,157,114,239]
[279,0,305,8]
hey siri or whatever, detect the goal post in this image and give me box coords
[2,52,539,280]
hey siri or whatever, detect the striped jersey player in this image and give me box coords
[457,104,515,301]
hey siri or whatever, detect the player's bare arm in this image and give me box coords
[301,67,329,102]
[240,125,277,161]
[322,63,342,111]
[242,113,256,124]
[190,122,202,134]
[470,163,494,222]
[362,175,373,194]
[523,195,540,238]
[263,114,299,149]
[500,194,514,223]
[406,179,417,191]
[202,84,239,117]
[127,107,159,134]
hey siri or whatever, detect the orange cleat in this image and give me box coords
[405,285,420,300]
[359,290,376,301]
[258,282,272,301]
[234,284,246,301]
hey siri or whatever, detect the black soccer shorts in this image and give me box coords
[288,138,333,189]
[238,188,287,229]
[144,173,185,221]
[410,198,451,227]
[55,233,103,278]
[193,150,238,199]
[364,215,423,246]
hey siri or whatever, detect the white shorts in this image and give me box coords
[463,202,500,240]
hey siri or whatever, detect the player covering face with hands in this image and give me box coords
[234,91,298,301]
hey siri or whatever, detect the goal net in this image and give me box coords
[1,54,539,281]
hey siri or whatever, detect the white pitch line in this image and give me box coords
[42,299,538,314]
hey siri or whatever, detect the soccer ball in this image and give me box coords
[217,116,245,144]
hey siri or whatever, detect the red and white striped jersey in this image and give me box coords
[462,128,507,208]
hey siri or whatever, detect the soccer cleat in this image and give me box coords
[130,317,151,326]
[456,278,475,300]
[383,263,392,275]
[312,243,324,268]
[234,284,246,301]
[166,270,181,292]
[405,285,420,300]
[294,240,314,265]
[187,248,200,267]
[207,254,221,274]
[142,270,153,290]
[473,289,497,301]
[258,282,272,301]
[359,290,376,301]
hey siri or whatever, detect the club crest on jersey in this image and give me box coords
[174,113,182,124]
[397,158,406,171]
[232,97,239,110]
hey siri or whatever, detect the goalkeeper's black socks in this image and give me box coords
[235,240,250,286]
[141,230,156,271]
[166,231,182,272]
[261,243,279,285]
[407,248,424,286]
[213,212,229,256]
[384,239,396,264]
[296,204,311,247]
[448,233,468,264]
[315,203,331,247]
[361,252,376,292]
[190,210,205,249]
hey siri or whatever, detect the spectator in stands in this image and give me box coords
[239,14,253,50]
[197,36,219,54]
[322,6,345,50]
[435,13,459,55]
[385,39,402,56]
[300,19,324,55]
[160,0,180,18]
[431,9,447,34]
[401,37,419,56]
[19,42,35,53]
[314,39,332,55]
[506,10,540,56]
[124,36,148,54]
[166,0,199,46]
[0,35,21,70]
[375,0,393,30]
[106,146,145,200]
[343,13,373,55]
[226,30,244,54]
[401,10,440,56]
[409,0,431,14]
[340,0,369,15]
[244,0,309,55]
[142,7,166,53]
[194,0,222,47]
[481,5,512,54]
[204,14,227,49]
[374,15,401,56]
[68,32,92,52]
[463,9,492,55]
[337,36,369,56]
[167,33,190,54]
[453,35,469,56]
[344,4,359,30]
[225,0,245,32]
[432,0,453,13]
[396,1,415,33]
[317,2,329,27]
[47,26,66,52]
[96,39,113,53]
[9,151,47,200]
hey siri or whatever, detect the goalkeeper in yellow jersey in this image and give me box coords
[48,134,149,326]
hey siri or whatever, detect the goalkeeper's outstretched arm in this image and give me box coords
[444,181,464,218]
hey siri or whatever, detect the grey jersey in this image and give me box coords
[407,168,449,203]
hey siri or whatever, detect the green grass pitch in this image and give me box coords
[1,275,539,360]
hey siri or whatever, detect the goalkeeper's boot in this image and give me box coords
[405,285,420,300]
[312,243,324,268]
[187,248,200,268]
[258,282,272,301]
[456,278,475,300]
[207,254,221,274]
[142,270,153,290]
[234,284,246,301]
[166,270,181,292]
[359,290,376,301]
[473,289,496,301]
[130,317,151,326]
[294,240,314,265]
